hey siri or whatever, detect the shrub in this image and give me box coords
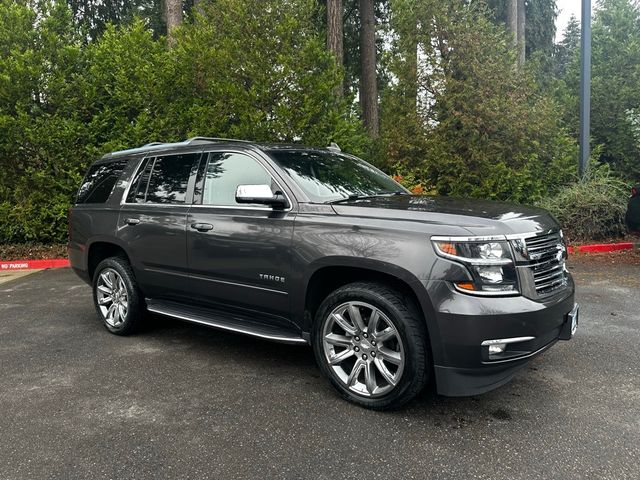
[537,164,629,242]
[382,1,578,205]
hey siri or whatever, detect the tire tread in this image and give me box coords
[312,281,430,410]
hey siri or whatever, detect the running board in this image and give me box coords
[146,300,308,345]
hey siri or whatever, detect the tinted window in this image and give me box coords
[143,154,197,204]
[76,160,127,204]
[268,151,404,203]
[202,152,273,206]
[126,157,152,203]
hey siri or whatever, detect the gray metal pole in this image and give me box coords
[579,0,592,177]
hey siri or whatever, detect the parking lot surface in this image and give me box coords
[0,262,638,479]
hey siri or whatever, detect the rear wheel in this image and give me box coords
[92,257,144,335]
[312,282,429,410]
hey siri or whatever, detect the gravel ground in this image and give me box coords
[0,262,638,480]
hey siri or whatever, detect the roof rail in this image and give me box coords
[185,136,253,145]
[103,137,257,160]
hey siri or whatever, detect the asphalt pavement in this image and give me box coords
[0,262,638,479]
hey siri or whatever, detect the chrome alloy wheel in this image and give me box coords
[96,268,129,327]
[322,301,405,397]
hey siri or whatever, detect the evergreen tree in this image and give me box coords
[554,14,580,78]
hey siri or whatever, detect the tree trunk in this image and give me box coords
[405,20,419,112]
[505,0,518,50]
[359,0,379,138]
[517,0,526,67]
[164,0,183,47]
[327,0,343,98]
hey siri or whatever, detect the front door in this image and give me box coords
[186,150,295,321]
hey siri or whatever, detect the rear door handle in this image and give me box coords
[125,218,140,225]
[191,222,214,232]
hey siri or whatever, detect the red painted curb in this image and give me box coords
[568,242,638,254]
[0,258,70,271]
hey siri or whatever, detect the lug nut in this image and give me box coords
[363,333,368,338]
[371,351,376,357]
[362,354,368,359]
[354,346,360,352]
[355,336,360,341]
[371,341,376,346]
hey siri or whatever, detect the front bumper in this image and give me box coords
[425,277,576,397]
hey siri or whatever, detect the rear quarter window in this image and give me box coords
[76,160,128,204]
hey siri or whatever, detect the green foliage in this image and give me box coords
[537,163,630,242]
[382,0,577,204]
[167,0,364,148]
[0,0,367,244]
[0,0,86,244]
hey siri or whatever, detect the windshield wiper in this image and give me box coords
[325,191,408,204]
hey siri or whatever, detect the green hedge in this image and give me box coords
[0,0,368,244]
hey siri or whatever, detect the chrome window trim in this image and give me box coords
[119,149,294,213]
[188,204,284,212]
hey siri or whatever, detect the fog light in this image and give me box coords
[488,343,506,355]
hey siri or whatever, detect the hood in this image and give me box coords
[329,195,559,237]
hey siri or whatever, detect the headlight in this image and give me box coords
[431,237,519,295]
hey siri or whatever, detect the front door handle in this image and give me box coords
[191,222,214,232]
[125,218,140,225]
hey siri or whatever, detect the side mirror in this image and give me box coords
[235,184,288,209]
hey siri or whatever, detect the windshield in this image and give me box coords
[268,150,407,203]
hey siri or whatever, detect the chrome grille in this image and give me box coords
[524,231,567,296]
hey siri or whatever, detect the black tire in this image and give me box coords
[92,256,144,336]
[312,281,430,410]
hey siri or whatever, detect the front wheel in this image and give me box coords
[312,282,430,410]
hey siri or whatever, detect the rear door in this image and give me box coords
[117,149,202,301]
[186,149,296,320]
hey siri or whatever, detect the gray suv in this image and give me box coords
[69,137,578,409]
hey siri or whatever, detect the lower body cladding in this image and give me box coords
[424,278,577,397]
